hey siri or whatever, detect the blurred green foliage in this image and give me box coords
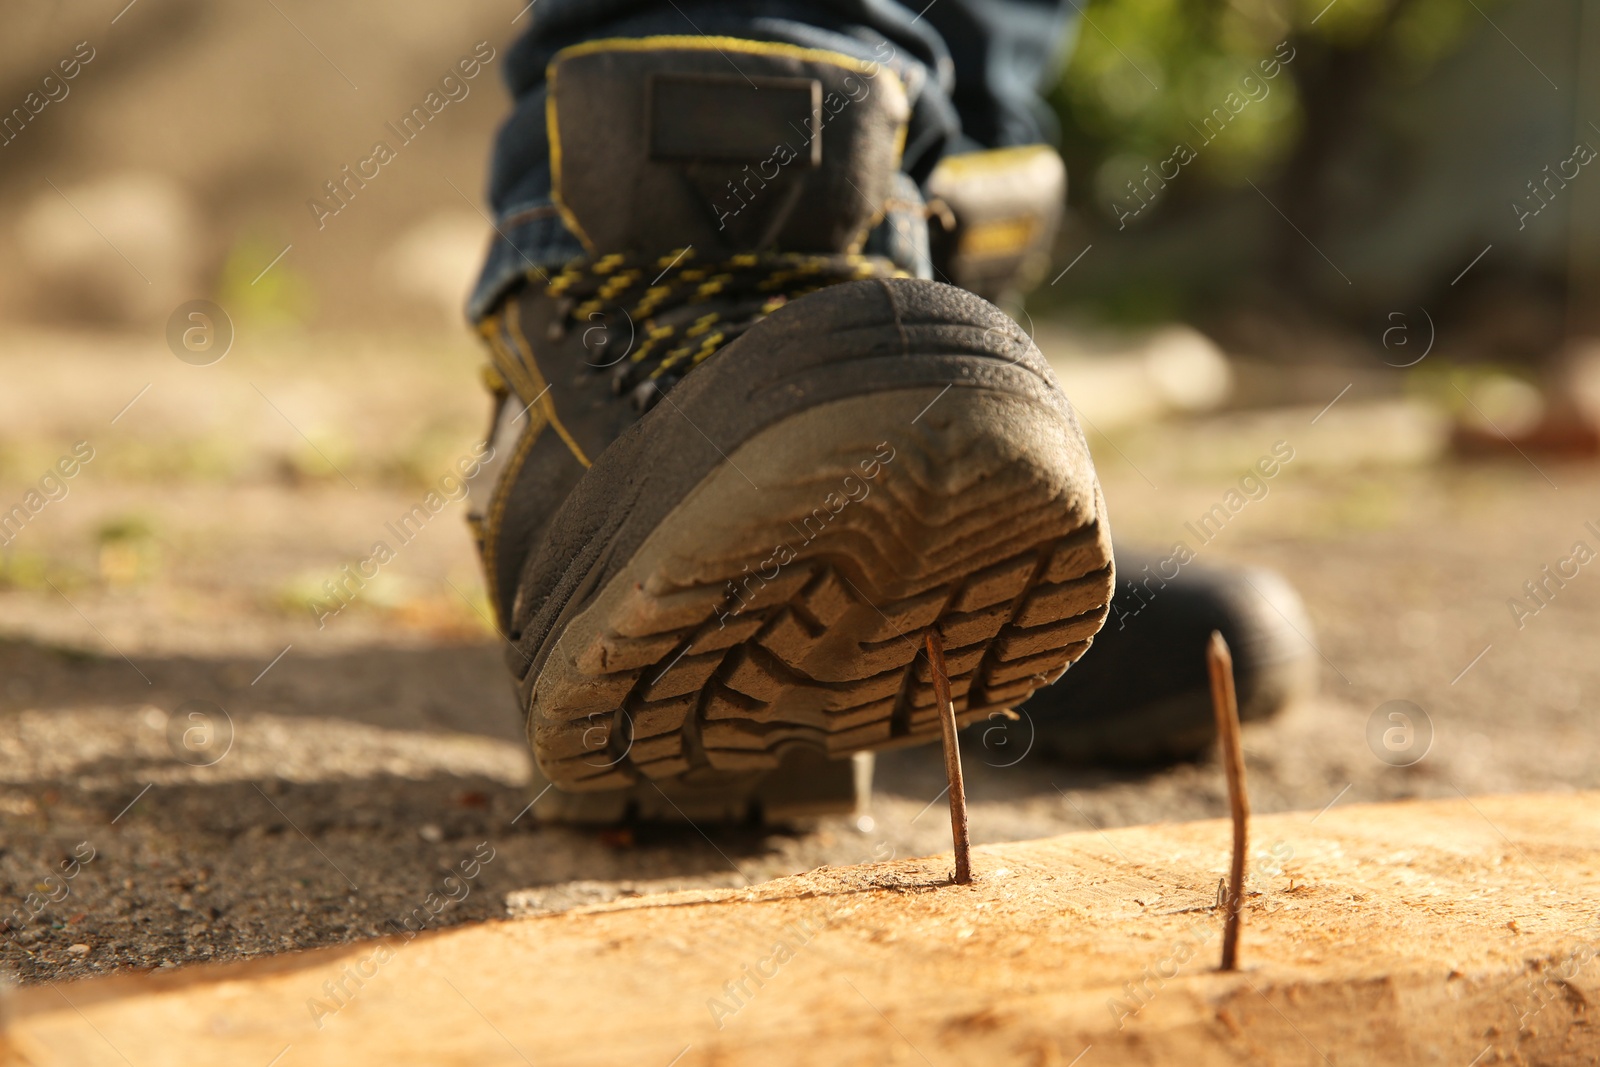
[217,233,314,329]
[1052,0,1486,216]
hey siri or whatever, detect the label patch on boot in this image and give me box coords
[648,73,821,167]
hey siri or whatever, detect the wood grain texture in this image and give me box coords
[5,791,1599,1066]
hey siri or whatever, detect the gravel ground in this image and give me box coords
[2,328,1596,985]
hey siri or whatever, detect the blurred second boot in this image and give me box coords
[1024,550,1317,764]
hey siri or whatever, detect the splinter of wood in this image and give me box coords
[925,629,972,885]
[1208,630,1249,971]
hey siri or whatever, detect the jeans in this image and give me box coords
[468,0,1078,321]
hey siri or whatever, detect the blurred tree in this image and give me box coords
[1048,0,1498,321]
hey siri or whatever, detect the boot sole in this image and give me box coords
[528,385,1113,791]
[524,750,873,824]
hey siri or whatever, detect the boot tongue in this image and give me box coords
[547,38,909,259]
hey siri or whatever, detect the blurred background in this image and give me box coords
[2,0,1598,984]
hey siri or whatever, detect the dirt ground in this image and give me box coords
[2,324,1596,987]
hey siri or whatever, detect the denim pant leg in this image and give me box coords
[917,0,1080,151]
[467,0,1078,321]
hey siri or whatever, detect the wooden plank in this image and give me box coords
[5,792,1600,1066]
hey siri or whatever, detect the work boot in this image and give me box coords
[922,146,1316,765]
[467,38,1114,821]
[1023,550,1317,764]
